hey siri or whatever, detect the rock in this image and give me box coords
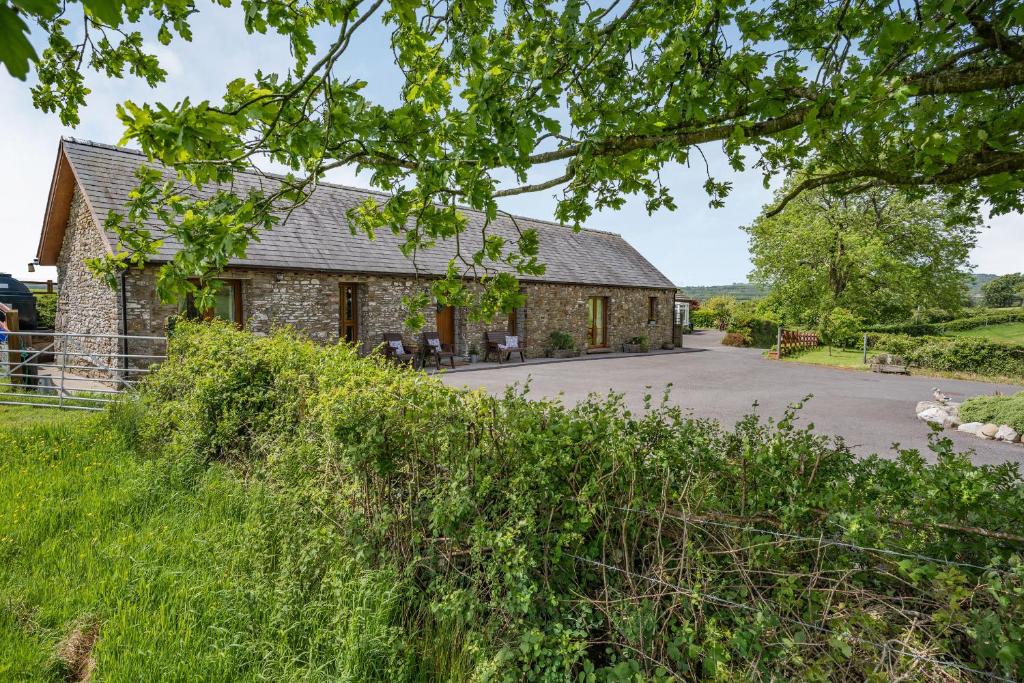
[916,400,942,414]
[995,425,1020,443]
[958,422,983,435]
[979,423,999,439]
[917,407,948,424]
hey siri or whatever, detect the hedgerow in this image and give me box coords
[865,309,1024,336]
[121,322,1024,680]
[961,392,1024,432]
[868,333,1024,379]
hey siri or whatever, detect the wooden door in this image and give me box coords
[586,296,607,348]
[339,283,358,343]
[436,306,455,348]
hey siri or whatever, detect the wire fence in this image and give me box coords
[0,330,166,411]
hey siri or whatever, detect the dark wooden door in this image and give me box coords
[339,283,358,343]
[436,306,455,348]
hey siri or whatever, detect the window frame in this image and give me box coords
[181,279,244,326]
[648,296,659,323]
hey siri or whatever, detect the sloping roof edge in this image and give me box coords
[36,140,113,265]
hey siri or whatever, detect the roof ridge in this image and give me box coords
[60,137,620,237]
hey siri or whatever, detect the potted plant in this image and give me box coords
[622,335,649,353]
[546,331,579,358]
[468,343,480,363]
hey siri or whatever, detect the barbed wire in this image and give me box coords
[610,504,1017,575]
[567,553,1019,683]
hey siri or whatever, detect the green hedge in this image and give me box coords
[865,309,1024,336]
[726,314,779,348]
[868,333,1024,378]
[33,292,56,329]
[960,392,1024,432]
[118,323,1024,680]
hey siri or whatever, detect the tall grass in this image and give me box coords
[0,407,468,681]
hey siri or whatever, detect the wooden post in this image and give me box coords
[862,332,868,365]
[775,325,783,359]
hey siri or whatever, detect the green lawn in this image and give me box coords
[780,346,869,369]
[945,321,1024,344]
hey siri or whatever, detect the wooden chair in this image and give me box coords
[421,331,455,369]
[484,330,525,364]
[382,332,417,367]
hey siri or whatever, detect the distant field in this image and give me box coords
[946,322,1024,345]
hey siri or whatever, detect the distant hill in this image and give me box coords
[677,282,767,302]
[967,273,999,302]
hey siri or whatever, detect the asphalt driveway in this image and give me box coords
[443,330,1024,466]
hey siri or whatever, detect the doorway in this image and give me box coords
[339,283,358,343]
[586,296,607,348]
[436,305,455,348]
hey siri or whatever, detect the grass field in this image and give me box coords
[946,321,1024,344]
[0,406,444,681]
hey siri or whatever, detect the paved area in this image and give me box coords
[443,330,1024,466]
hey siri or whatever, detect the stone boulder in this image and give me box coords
[995,425,1021,443]
[957,422,983,435]
[979,423,999,439]
[917,407,947,424]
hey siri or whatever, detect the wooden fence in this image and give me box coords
[768,329,819,359]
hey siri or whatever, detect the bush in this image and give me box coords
[690,309,717,328]
[547,330,576,351]
[868,333,1024,379]
[120,323,1024,680]
[960,392,1024,432]
[819,307,862,349]
[727,309,779,348]
[33,292,56,329]
[721,331,750,346]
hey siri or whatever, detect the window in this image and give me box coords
[648,296,659,323]
[180,280,243,325]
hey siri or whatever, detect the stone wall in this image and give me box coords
[54,188,120,368]
[519,282,675,357]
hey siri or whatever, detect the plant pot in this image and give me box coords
[469,354,480,363]
[661,342,674,350]
[549,349,578,359]
[622,343,645,353]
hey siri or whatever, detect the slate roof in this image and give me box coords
[52,138,675,289]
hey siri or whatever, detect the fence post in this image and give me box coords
[775,325,783,359]
[862,332,868,365]
[5,308,20,386]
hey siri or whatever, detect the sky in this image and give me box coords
[1,5,1021,286]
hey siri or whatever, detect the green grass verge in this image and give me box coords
[0,406,462,681]
[946,321,1024,345]
[780,346,869,369]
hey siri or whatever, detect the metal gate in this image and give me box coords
[0,330,167,411]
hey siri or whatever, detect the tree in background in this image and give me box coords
[981,273,1024,307]
[1,0,1022,322]
[745,177,980,326]
[702,296,736,330]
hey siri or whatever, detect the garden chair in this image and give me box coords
[484,330,525,364]
[382,332,417,367]
[421,331,456,370]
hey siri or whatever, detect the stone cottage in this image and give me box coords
[36,139,676,363]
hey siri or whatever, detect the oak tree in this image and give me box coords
[3,0,1022,319]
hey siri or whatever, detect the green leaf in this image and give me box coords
[0,4,37,80]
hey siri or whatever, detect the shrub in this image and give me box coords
[690,309,717,328]
[33,292,56,329]
[122,323,1024,680]
[547,330,576,351]
[721,331,750,346]
[865,309,1024,336]
[727,309,779,348]
[868,333,1024,379]
[960,392,1024,432]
